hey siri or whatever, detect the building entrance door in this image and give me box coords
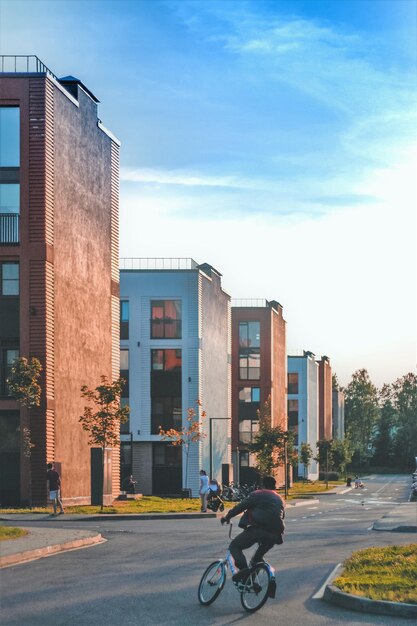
[152,443,182,495]
[0,411,20,505]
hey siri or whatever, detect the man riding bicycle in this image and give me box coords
[220,475,285,583]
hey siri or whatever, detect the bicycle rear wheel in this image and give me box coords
[240,563,271,612]
[198,560,226,606]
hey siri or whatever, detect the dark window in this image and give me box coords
[239,321,260,380]
[151,300,181,339]
[1,263,19,296]
[120,300,129,340]
[153,443,182,466]
[120,349,129,434]
[151,349,182,433]
[288,372,299,395]
[238,386,260,419]
[0,108,19,167]
[288,399,299,445]
[238,419,259,445]
[0,348,19,396]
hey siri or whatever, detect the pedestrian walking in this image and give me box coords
[47,462,65,515]
[199,469,209,512]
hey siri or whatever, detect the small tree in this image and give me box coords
[299,442,313,481]
[80,376,130,510]
[248,397,292,478]
[159,400,206,494]
[315,439,333,487]
[7,356,42,507]
[331,438,352,477]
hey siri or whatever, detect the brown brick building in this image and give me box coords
[231,300,287,487]
[318,355,332,440]
[0,56,120,506]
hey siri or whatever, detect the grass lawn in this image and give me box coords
[0,481,346,515]
[333,544,417,604]
[0,526,28,541]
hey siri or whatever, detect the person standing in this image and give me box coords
[47,463,65,515]
[199,469,209,512]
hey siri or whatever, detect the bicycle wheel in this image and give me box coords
[198,560,226,606]
[240,563,271,612]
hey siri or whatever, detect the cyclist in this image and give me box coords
[220,475,285,582]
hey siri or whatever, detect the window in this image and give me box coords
[288,373,299,395]
[288,399,299,445]
[238,386,260,419]
[238,419,259,445]
[1,263,19,295]
[120,349,130,433]
[153,443,182,467]
[151,300,181,339]
[0,185,19,213]
[0,108,20,167]
[151,349,182,433]
[1,348,19,396]
[239,321,260,380]
[120,300,129,340]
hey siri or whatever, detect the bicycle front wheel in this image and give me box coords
[240,563,271,612]
[198,560,226,606]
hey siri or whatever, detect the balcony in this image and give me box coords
[120,258,198,271]
[0,55,57,79]
[0,214,19,244]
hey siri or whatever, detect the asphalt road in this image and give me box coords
[1,474,415,626]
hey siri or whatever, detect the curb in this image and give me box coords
[373,525,417,533]
[65,512,217,522]
[324,584,417,619]
[0,533,105,568]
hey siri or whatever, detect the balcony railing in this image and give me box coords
[0,214,19,244]
[232,298,269,308]
[0,55,57,79]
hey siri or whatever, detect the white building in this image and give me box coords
[119,258,232,496]
[287,351,319,480]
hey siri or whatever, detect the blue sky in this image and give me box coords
[1,0,416,386]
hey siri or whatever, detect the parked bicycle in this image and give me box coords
[197,523,276,613]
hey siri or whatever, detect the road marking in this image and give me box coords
[307,507,318,510]
[367,525,373,530]
[312,563,342,599]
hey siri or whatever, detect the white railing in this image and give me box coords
[120,257,198,271]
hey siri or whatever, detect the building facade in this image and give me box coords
[287,351,319,480]
[0,56,120,506]
[119,259,231,497]
[231,300,287,487]
[318,355,332,441]
[332,389,345,440]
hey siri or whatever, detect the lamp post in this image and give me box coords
[209,418,230,480]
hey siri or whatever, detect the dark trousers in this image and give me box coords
[229,526,276,570]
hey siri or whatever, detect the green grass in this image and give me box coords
[284,480,345,499]
[0,526,28,541]
[333,544,417,604]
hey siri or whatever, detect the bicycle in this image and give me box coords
[197,523,276,613]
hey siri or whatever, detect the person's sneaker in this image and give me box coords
[59,510,65,515]
[232,568,250,584]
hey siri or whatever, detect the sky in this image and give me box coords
[1,0,416,388]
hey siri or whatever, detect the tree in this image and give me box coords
[390,373,417,469]
[299,442,313,481]
[372,385,396,467]
[315,439,333,486]
[7,356,42,507]
[80,376,130,510]
[332,373,342,392]
[248,397,293,477]
[330,438,352,476]
[344,369,379,466]
[159,400,206,494]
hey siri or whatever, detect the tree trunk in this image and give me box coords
[101,446,105,511]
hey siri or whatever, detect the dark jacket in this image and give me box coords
[225,489,285,540]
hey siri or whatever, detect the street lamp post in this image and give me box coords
[209,418,230,480]
[283,433,289,499]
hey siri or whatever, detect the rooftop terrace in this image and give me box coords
[0,55,57,78]
[120,258,199,271]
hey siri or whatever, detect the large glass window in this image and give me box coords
[151,300,181,339]
[288,399,299,445]
[1,263,19,295]
[151,349,182,433]
[0,185,19,213]
[120,349,130,434]
[238,419,259,445]
[1,348,19,396]
[0,108,20,167]
[239,321,260,380]
[288,373,299,395]
[120,300,129,340]
[238,386,260,419]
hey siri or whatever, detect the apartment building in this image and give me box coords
[318,355,332,440]
[231,300,287,487]
[287,351,319,480]
[0,56,120,506]
[332,389,345,440]
[119,258,231,497]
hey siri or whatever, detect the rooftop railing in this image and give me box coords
[120,257,199,271]
[0,55,57,79]
[232,298,269,308]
